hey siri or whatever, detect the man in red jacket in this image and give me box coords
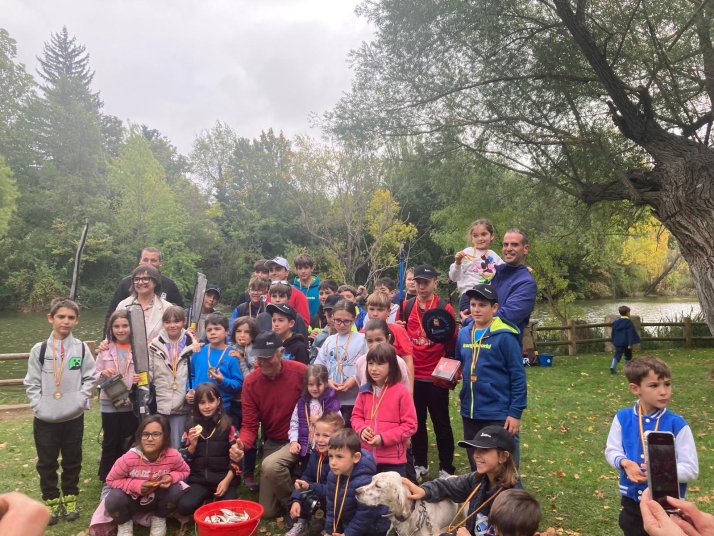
[264,257,311,324]
[230,331,307,518]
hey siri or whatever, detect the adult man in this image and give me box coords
[105,247,184,335]
[264,257,310,324]
[230,332,307,518]
[490,229,537,341]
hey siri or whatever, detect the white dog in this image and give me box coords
[356,472,462,536]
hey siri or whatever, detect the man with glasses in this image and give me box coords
[105,247,184,336]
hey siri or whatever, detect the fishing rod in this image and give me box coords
[69,218,90,301]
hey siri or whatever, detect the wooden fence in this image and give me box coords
[0,342,96,388]
[534,318,712,355]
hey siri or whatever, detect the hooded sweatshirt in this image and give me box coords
[294,275,322,318]
[106,446,189,496]
[282,332,309,365]
[454,317,527,421]
[148,329,197,415]
[24,334,96,423]
[488,263,537,342]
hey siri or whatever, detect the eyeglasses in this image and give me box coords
[141,431,163,439]
[133,277,154,284]
[333,318,354,326]
[249,289,265,294]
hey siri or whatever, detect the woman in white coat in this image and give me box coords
[116,265,173,342]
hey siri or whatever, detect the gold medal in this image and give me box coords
[194,424,203,434]
[170,382,178,390]
[208,367,217,376]
[53,390,63,400]
[314,509,324,519]
[470,374,477,382]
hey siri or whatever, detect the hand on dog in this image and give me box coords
[401,478,426,500]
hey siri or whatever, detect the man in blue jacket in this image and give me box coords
[490,229,537,343]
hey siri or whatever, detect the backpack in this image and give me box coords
[38,340,86,367]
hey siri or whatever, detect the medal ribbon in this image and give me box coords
[336,333,352,382]
[115,344,133,378]
[317,453,324,482]
[169,342,180,381]
[305,400,324,447]
[370,384,389,419]
[51,337,67,388]
[199,419,219,440]
[445,482,504,532]
[414,296,438,340]
[208,346,229,371]
[638,401,662,459]
[470,323,492,380]
[333,475,350,533]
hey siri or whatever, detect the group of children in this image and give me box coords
[22,235,699,536]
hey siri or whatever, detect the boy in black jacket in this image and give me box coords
[268,303,309,365]
[287,412,345,536]
[610,306,641,374]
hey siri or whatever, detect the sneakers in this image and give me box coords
[414,465,429,480]
[63,494,80,521]
[610,367,616,375]
[150,515,167,536]
[45,497,64,526]
[244,473,259,492]
[117,520,134,536]
[438,469,454,479]
[285,519,309,536]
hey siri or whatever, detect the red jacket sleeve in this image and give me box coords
[106,452,144,496]
[379,387,417,446]
[291,292,311,325]
[239,379,259,450]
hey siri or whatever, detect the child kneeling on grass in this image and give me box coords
[105,415,190,536]
[402,425,522,536]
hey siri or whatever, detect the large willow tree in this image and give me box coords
[332,0,714,326]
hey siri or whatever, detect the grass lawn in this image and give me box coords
[1,349,713,536]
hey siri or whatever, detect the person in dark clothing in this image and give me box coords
[268,304,309,365]
[104,247,184,336]
[610,305,642,374]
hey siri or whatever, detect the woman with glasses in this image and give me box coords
[313,299,368,426]
[98,414,189,536]
[116,265,174,342]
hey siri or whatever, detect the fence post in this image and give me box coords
[567,319,577,355]
[684,317,692,349]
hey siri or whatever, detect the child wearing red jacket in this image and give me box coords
[351,343,417,476]
[105,415,189,536]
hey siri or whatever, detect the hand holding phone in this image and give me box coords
[646,431,680,514]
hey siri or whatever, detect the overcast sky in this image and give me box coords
[1,0,373,153]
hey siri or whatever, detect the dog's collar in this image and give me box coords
[394,500,433,536]
[393,499,417,523]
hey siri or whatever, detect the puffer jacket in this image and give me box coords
[148,330,197,415]
[324,450,389,536]
[290,449,331,503]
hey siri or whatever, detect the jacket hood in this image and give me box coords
[480,316,520,337]
[283,332,306,347]
[350,449,377,478]
[293,275,321,290]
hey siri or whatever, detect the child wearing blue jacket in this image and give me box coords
[610,305,642,374]
[454,285,527,468]
[287,412,344,536]
[324,429,389,536]
[187,313,242,412]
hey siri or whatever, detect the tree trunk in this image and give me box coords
[644,253,682,296]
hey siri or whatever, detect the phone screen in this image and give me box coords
[646,432,679,507]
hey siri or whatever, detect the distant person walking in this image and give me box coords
[610,305,641,374]
[105,247,184,335]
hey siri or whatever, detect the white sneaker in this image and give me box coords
[414,465,429,479]
[150,516,167,536]
[117,520,133,536]
[438,469,454,479]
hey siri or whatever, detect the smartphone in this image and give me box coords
[645,431,680,512]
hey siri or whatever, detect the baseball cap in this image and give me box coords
[265,257,290,271]
[463,284,498,304]
[322,295,342,311]
[205,285,221,299]
[457,425,516,454]
[249,331,284,359]
[413,264,438,280]
[267,303,296,320]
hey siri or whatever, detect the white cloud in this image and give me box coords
[1,0,372,152]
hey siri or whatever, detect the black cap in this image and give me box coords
[457,425,516,454]
[249,331,284,359]
[205,285,221,299]
[267,303,296,320]
[413,264,438,280]
[322,295,342,311]
[463,284,498,304]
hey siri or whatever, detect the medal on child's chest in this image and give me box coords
[51,337,66,400]
[170,382,178,391]
[470,374,477,382]
[207,347,228,377]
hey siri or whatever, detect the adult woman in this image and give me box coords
[116,265,173,342]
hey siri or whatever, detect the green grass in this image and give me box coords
[1,349,713,536]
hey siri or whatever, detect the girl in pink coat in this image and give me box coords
[351,343,417,476]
